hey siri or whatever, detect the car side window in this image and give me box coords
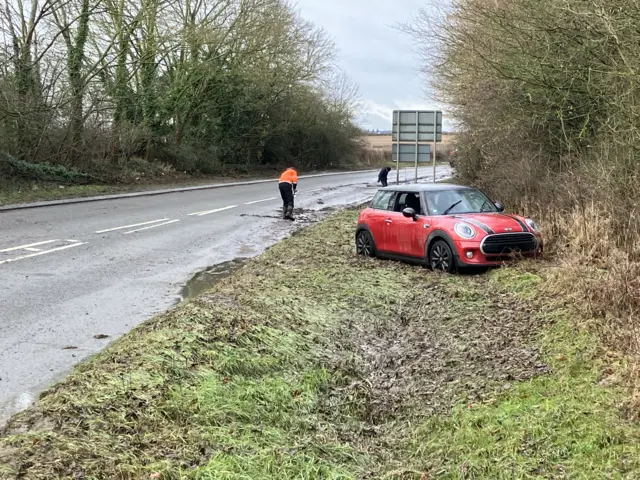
[393,192,423,215]
[371,191,394,210]
[395,193,408,212]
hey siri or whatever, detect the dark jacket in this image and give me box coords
[378,168,390,182]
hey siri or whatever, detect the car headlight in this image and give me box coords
[525,218,540,233]
[454,222,476,239]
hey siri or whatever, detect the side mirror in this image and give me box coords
[494,201,505,212]
[402,207,418,221]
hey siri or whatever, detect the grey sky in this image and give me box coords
[294,0,451,131]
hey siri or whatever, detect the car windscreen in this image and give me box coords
[425,189,496,215]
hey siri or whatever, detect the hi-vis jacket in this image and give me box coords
[279,168,298,191]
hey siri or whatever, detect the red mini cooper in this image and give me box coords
[355,183,543,272]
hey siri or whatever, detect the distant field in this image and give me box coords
[363,134,456,150]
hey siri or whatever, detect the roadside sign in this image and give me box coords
[391,110,443,184]
[392,143,431,163]
[392,111,442,142]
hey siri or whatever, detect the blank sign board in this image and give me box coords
[392,110,442,142]
[392,143,431,163]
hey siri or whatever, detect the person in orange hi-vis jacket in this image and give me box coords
[278,167,298,220]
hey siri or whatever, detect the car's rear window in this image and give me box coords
[371,191,394,210]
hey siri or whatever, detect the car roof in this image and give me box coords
[377,183,475,193]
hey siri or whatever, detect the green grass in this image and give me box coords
[386,267,640,479]
[0,177,258,206]
[402,308,640,479]
[1,210,639,479]
[491,267,543,299]
[0,183,118,205]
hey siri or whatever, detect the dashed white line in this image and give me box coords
[0,240,58,253]
[123,219,180,235]
[188,205,237,217]
[95,218,169,234]
[244,197,277,205]
[0,242,85,265]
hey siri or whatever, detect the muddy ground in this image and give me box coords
[329,274,548,423]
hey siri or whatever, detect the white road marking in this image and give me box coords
[123,219,180,235]
[244,197,277,205]
[188,205,237,217]
[95,218,169,234]
[0,240,58,253]
[0,242,85,265]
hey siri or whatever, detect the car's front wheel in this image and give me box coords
[356,230,376,257]
[429,240,455,273]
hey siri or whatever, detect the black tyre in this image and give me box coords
[356,230,376,257]
[429,239,455,273]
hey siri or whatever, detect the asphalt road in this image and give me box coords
[0,166,450,424]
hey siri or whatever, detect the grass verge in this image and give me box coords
[0,174,279,206]
[1,210,638,479]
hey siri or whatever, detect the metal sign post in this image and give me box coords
[392,110,442,184]
[433,110,437,183]
[395,112,400,185]
[414,114,419,183]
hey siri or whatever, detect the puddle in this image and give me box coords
[0,370,68,428]
[237,244,258,256]
[0,392,36,427]
[181,258,249,300]
[180,206,341,302]
[239,213,282,219]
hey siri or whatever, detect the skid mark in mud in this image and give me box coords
[322,270,549,424]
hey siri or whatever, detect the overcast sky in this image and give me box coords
[294,0,452,131]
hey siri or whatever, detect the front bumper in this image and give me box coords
[453,238,543,267]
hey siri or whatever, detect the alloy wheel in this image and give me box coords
[430,241,453,272]
[356,231,374,257]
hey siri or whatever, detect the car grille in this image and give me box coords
[481,233,537,255]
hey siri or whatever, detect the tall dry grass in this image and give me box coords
[477,155,640,412]
[353,147,391,167]
[407,0,640,408]
[540,206,640,415]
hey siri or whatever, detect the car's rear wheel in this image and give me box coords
[429,240,455,273]
[356,230,375,257]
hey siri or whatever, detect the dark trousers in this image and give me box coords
[380,178,388,187]
[279,182,294,210]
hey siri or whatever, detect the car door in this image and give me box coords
[368,190,395,251]
[386,192,433,258]
[381,192,417,257]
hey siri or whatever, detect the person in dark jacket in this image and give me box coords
[378,166,392,187]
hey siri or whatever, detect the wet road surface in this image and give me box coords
[0,166,450,424]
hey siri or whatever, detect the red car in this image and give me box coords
[355,183,543,272]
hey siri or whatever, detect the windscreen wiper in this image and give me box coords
[443,200,462,215]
